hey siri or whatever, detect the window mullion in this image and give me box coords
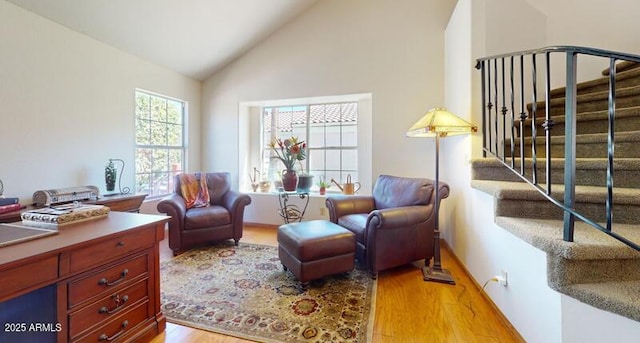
[305,104,311,174]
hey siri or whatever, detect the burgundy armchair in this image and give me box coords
[157,172,251,256]
[325,174,449,278]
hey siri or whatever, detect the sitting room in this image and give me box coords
[2,0,640,342]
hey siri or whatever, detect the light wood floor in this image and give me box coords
[151,225,524,343]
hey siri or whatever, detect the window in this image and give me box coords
[261,102,358,191]
[134,90,186,198]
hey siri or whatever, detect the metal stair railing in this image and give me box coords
[475,46,640,252]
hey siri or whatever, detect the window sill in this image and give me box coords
[243,190,341,198]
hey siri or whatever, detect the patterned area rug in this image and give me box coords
[160,241,377,342]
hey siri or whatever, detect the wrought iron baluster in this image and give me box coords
[563,51,578,242]
[531,54,538,184]
[501,58,508,162]
[519,55,527,176]
[478,60,487,157]
[543,52,555,194]
[488,60,493,154]
[476,61,488,157]
[510,56,515,168]
[494,59,499,156]
[606,58,616,232]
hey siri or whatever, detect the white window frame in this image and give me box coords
[261,102,359,192]
[239,93,372,195]
[134,89,187,199]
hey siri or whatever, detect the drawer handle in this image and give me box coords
[116,241,125,247]
[98,320,128,341]
[98,295,129,315]
[98,269,129,286]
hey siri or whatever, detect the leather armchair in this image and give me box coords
[325,174,449,278]
[157,172,252,256]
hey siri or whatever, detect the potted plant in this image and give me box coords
[317,178,330,195]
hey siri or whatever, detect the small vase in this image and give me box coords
[105,160,116,192]
[319,187,326,195]
[281,169,298,192]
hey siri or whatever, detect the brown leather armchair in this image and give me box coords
[325,174,449,278]
[157,172,252,256]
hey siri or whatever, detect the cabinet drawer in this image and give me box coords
[68,228,154,273]
[0,255,57,301]
[68,254,148,308]
[69,230,155,273]
[69,279,149,339]
[73,301,149,343]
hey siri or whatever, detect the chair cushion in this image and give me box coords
[373,174,434,209]
[184,205,231,230]
[338,213,368,244]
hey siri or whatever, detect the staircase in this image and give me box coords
[472,58,640,323]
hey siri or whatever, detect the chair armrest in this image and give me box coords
[156,193,187,229]
[368,205,431,229]
[222,190,252,224]
[325,195,375,223]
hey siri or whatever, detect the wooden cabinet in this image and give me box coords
[0,212,168,343]
[86,194,147,213]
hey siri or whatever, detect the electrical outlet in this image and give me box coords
[499,270,508,287]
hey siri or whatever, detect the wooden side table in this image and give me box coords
[0,193,148,223]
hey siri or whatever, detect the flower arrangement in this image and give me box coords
[270,137,307,171]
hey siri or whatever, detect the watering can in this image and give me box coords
[331,175,361,195]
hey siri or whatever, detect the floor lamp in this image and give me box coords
[406,107,477,285]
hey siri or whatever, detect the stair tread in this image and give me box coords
[496,215,640,324]
[602,61,640,75]
[529,84,640,110]
[515,129,640,144]
[471,179,640,203]
[548,64,640,97]
[472,157,640,170]
[495,216,640,260]
[522,105,640,125]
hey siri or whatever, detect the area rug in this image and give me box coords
[160,241,377,342]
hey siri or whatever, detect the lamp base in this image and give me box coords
[423,265,456,285]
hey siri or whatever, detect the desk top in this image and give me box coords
[0,211,168,268]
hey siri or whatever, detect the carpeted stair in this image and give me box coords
[471,62,640,322]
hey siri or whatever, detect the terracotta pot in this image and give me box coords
[281,169,298,192]
[319,187,326,195]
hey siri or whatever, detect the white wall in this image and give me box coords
[0,0,201,203]
[202,0,457,192]
[443,0,563,342]
[527,0,640,55]
[525,0,640,83]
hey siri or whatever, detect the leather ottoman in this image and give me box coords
[277,220,356,283]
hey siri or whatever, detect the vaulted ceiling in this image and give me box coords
[7,0,319,80]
